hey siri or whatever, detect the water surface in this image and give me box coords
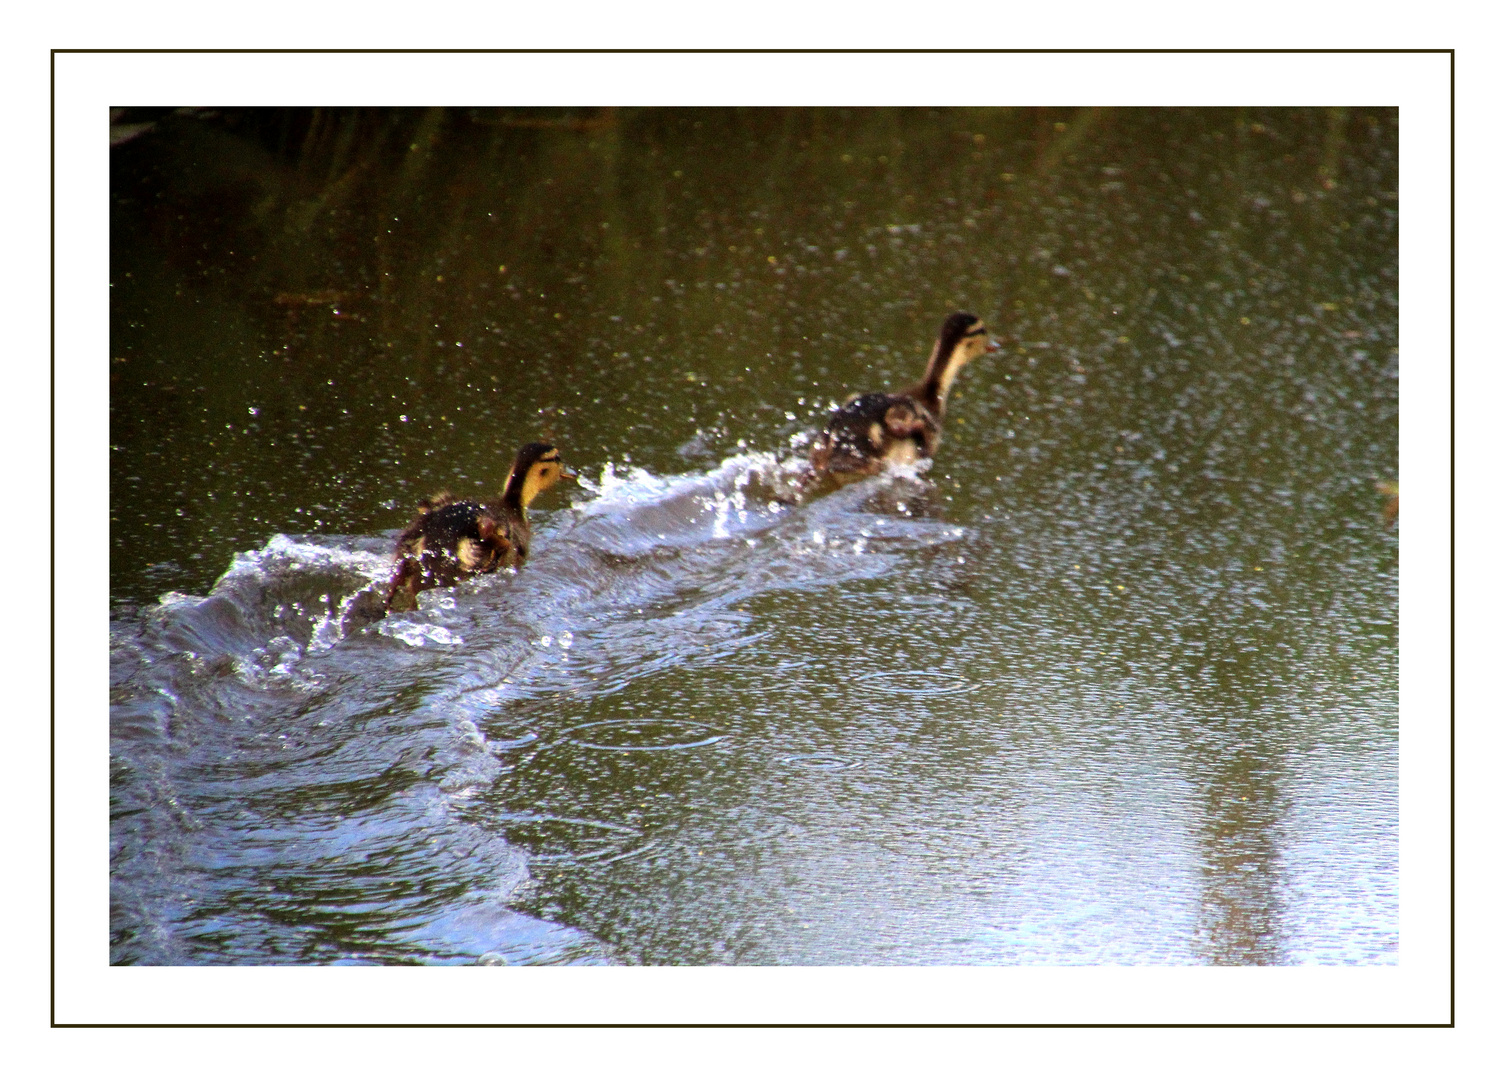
[109,107,1398,965]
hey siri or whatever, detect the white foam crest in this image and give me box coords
[378,621,465,648]
[222,533,392,584]
[307,607,354,653]
[571,451,788,519]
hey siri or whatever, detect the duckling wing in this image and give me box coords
[470,512,517,568]
[880,399,928,439]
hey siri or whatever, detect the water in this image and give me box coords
[109,107,1398,965]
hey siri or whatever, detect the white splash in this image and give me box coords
[379,621,465,648]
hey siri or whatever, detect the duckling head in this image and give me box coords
[941,310,1001,365]
[504,441,578,508]
[927,311,1002,401]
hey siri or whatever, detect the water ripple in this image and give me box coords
[495,814,644,865]
[782,753,862,771]
[562,718,728,752]
[851,669,977,696]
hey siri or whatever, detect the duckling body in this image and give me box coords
[812,392,936,475]
[384,442,574,612]
[810,311,999,480]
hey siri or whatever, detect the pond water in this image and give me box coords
[109,107,1398,965]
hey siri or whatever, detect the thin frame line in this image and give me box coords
[73,48,1453,1033]
[53,47,1454,55]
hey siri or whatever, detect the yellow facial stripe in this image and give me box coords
[520,460,559,506]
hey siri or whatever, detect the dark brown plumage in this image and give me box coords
[384,442,575,612]
[809,311,1001,480]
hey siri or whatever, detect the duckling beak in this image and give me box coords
[559,463,579,481]
[986,336,1006,353]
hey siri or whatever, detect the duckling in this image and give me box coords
[1375,480,1399,526]
[384,441,576,612]
[809,311,1001,480]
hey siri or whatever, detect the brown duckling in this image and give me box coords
[1375,480,1399,526]
[809,311,1001,480]
[384,441,576,612]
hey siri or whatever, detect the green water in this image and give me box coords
[110,107,1397,966]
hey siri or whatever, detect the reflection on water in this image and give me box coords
[110,107,1396,965]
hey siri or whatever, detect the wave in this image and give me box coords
[108,450,963,964]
